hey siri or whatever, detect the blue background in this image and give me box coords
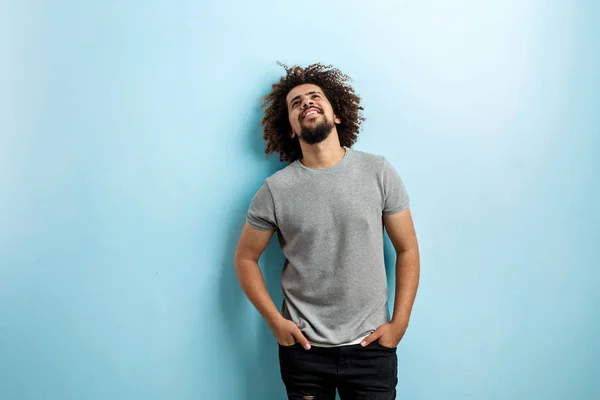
[1,1,598,399]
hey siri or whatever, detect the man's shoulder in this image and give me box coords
[262,161,301,189]
[348,147,388,173]
[349,148,386,163]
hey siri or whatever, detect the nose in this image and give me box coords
[301,98,314,109]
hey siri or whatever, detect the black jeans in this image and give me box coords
[278,341,398,400]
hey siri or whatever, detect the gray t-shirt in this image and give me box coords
[246,147,410,346]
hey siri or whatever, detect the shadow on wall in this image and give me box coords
[383,233,398,323]
[218,102,288,400]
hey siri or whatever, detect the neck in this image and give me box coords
[298,129,346,170]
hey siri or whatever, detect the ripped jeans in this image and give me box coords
[278,341,398,400]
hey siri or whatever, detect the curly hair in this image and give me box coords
[261,62,365,163]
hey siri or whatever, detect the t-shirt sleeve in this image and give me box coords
[381,157,410,214]
[246,181,278,231]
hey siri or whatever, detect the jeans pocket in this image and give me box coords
[279,342,301,349]
[375,341,397,351]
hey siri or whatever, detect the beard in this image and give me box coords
[298,115,335,145]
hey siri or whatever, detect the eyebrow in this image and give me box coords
[288,91,323,106]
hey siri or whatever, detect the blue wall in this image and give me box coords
[1,1,598,399]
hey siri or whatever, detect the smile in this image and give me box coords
[303,108,321,119]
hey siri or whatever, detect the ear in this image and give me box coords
[289,129,296,139]
[334,115,341,124]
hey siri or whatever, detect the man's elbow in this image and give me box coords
[234,252,259,272]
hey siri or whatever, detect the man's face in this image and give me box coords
[286,83,341,144]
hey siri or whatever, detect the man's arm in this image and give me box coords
[361,208,420,348]
[384,208,420,328]
[234,223,312,349]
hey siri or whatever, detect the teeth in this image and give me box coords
[305,110,318,118]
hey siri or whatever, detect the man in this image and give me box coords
[234,63,420,400]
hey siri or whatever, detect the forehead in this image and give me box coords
[286,83,324,103]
